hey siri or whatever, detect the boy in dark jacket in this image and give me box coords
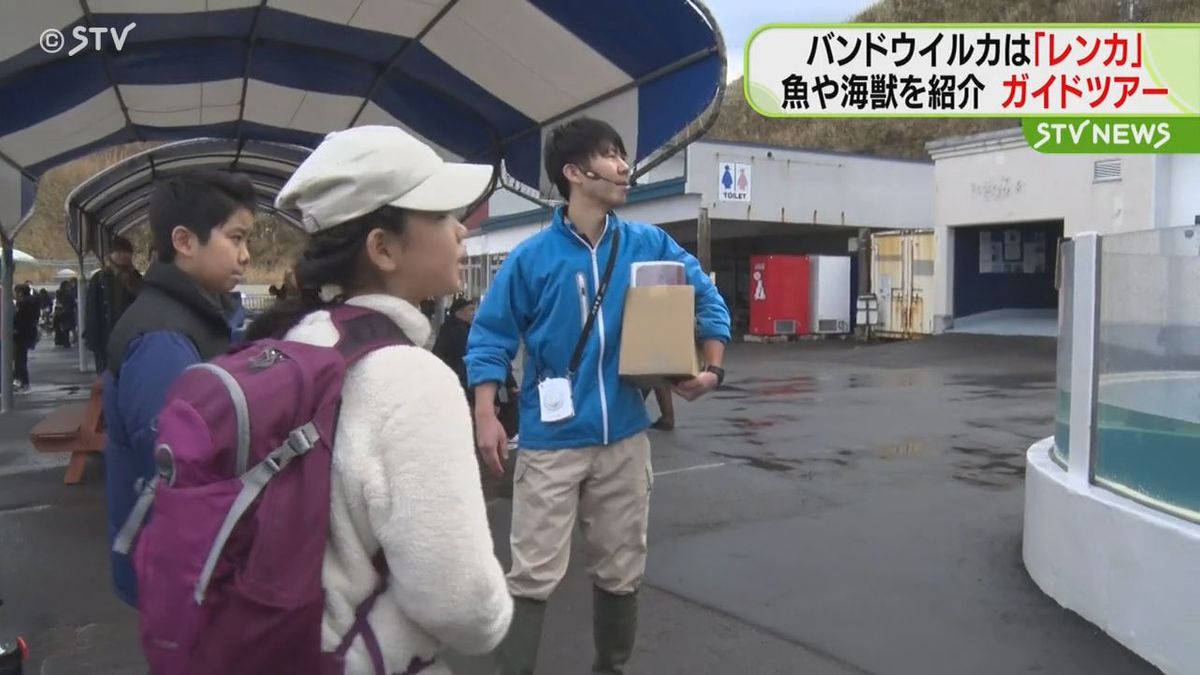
[103,170,255,606]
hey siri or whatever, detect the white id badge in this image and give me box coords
[538,377,575,423]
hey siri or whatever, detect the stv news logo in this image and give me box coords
[40,23,136,56]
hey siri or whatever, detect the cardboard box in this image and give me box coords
[619,285,699,388]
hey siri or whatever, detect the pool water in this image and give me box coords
[1096,374,1200,518]
[1053,389,1070,465]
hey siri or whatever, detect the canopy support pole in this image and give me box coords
[1,231,14,413]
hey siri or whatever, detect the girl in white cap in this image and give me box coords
[251,125,513,674]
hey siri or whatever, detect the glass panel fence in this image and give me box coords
[1095,225,1200,521]
[1053,240,1074,466]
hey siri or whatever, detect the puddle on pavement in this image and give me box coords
[724,413,799,431]
[947,373,1055,401]
[952,445,1020,460]
[727,375,820,398]
[948,373,1055,390]
[951,445,1026,486]
[1006,414,1055,426]
[711,430,767,446]
[954,474,1006,489]
[846,371,931,389]
[880,441,932,459]
[713,451,804,473]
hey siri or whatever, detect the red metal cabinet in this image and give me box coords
[749,255,811,336]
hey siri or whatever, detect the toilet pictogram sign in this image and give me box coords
[719,162,751,202]
[753,270,766,300]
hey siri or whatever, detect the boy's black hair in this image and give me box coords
[544,117,627,200]
[149,170,257,263]
[111,235,134,253]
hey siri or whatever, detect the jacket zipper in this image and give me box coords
[576,273,589,331]
[569,219,611,446]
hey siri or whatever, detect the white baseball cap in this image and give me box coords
[276,125,494,233]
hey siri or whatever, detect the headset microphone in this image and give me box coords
[583,170,633,187]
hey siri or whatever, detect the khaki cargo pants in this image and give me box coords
[507,432,653,601]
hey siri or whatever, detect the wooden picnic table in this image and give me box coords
[29,378,105,484]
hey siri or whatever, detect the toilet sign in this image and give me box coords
[719,162,751,202]
[753,270,766,300]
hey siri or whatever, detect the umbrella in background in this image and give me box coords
[1,249,37,264]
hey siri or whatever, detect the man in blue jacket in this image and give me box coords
[103,170,254,606]
[467,118,731,674]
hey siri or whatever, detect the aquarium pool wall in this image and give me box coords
[1025,438,1200,675]
[1024,231,1200,675]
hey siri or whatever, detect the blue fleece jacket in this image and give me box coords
[102,261,241,606]
[466,208,731,450]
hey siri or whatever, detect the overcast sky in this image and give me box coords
[706,0,880,81]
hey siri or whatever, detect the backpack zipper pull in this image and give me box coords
[249,348,287,371]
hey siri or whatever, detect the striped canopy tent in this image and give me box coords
[0,0,727,411]
[66,138,310,259]
[0,0,727,240]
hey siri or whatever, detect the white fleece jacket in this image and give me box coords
[284,294,513,675]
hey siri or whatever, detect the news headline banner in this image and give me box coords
[744,24,1200,153]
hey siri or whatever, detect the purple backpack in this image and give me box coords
[112,305,433,675]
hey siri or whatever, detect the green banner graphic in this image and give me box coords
[1022,117,1200,153]
[745,24,1200,118]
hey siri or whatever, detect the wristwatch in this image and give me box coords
[703,365,726,387]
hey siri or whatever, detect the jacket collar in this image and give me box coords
[344,294,432,348]
[143,261,230,331]
[553,206,618,248]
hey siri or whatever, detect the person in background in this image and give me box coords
[434,295,519,500]
[102,169,255,607]
[433,295,478,391]
[12,284,40,392]
[68,279,79,344]
[643,387,676,430]
[53,280,75,347]
[85,235,143,374]
[268,269,299,301]
[38,288,53,336]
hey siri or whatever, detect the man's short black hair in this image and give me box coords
[544,118,627,200]
[149,170,256,263]
[111,235,133,253]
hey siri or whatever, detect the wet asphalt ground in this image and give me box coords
[0,336,1160,674]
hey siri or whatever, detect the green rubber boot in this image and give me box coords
[592,587,638,674]
[494,596,547,675]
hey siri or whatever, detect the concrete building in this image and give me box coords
[925,128,1200,336]
[465,139,933,334]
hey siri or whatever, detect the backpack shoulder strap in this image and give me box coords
[329,304,414,364]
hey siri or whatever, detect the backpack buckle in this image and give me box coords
[265,424,320,474]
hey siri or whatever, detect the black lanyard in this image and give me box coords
[566,226,620,378]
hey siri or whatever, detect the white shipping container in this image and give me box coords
[811,256,852,334]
